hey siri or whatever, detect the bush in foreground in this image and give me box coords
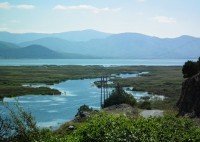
[68,113,200,142]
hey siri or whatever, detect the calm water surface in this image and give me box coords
[0,59,195,66]
[0,58,188,129]
[1,73,153,129]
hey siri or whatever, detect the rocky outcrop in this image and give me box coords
[140,110,164,118]
[177,73,200,117]
[74,111,92,122]
[103,104,135,117]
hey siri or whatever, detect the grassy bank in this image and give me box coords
[0,65,183,110]
[111,66,183,110]
[0,65,140,98]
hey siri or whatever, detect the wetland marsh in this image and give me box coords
[0,65,183,128]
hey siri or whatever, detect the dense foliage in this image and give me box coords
[68,113,200,142]
[182,57,200,78]
[103,84,136,108]
[138,101,151,110]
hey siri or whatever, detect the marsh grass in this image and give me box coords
[0,65,182,110]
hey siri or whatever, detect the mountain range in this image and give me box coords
[0,41,95,59]
[0,29,200,59]
[0,29,111,43]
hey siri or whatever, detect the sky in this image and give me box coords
[0,0,200,38]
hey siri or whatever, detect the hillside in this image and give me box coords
[20,33,200,59]
[0,42,95,59]
[0,29,111,43]
[1,30,200,59]
[20,37,74,52]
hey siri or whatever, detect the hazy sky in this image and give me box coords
[0,0,199,37]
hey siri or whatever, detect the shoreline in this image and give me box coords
[0,66,182,109]
[0,58,191,67]
[0,65,182,98]
[0,65,183,129]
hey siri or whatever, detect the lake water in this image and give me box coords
[2,78,101,129]
[0,72,160,129]
[0,59,195,66]
[0,58,188,129]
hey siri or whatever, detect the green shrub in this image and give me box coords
[68,113,200,142]
[103,84,136,108]
[138,101,151,110]
[68,113,135,142]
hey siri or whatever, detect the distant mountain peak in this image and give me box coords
[178,35,199,39]
[1,32,200,59]
[0,29,112,43]
[80,29,112,34]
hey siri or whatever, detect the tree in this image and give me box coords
[197,57,200,70]
[138,101,151,110]
[103,84,136,108]
[182,60,198,78]
[75,104,93,118]
[0,103,39,142]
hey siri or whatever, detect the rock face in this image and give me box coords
[177,73,200,117]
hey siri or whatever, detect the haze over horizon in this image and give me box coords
[0,0,200,38]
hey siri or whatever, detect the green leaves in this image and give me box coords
[182,59,200,78]
[103,84,136,108]
[68,113,200,142]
